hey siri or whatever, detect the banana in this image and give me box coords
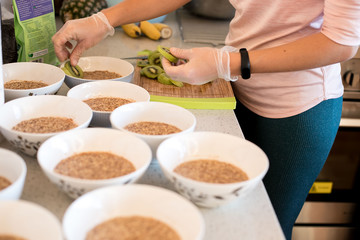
[153,23,173,39]
[139,21,161,40]
[122,23,141,38]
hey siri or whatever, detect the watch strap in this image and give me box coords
[240,48,251,79]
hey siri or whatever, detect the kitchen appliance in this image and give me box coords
[184,0,235,20]
[0,2,5,143]
[0,2,4,104]
[293,52,360,240]
[176,8,230,46]
[1,0,17,64]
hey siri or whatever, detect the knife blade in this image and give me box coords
[122,56,148,60]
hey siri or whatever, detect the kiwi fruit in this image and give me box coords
[61,66,72,76]
[157,73,173,85]
[137,49,153,57]
[63,61,83,78]
[157,45,178,63]
[137,47,183,87]
[148,52,162,67]
[137,59,150,68]
[142,65,164,79]
[170,79,184,87]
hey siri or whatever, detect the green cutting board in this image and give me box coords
[132,67,236,109]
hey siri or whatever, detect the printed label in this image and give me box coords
[14,0,54,21]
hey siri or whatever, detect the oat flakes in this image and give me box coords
[86,216,181,240]
[83,70,121,80]
[0,235,27,240]
[12,117,78,133]
[4,80,48,89]
[174,159,249,184]
[84,97,134,112]
[0,176,12,190]
[124,121,181,135]
[54,151,135,180]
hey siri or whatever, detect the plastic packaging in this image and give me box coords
[12,0,58,65]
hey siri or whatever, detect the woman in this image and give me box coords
[52,0,360,239]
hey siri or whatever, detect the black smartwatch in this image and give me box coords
[240,48,251,79]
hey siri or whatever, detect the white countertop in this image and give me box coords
[0,10,285,240]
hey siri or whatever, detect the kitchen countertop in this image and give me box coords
[0,10,285,240]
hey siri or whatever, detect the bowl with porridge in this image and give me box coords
[110,101,196,156]
[157,131,269,208]
[0,200,63,240]
[0,148,27,200]
[67,80,150,127]
[2,62,65,102]
[37,128,152,199]
[63,184,205,240]
[61,56,135,88]
[0,95,93,157]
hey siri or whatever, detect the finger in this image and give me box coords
[52,33,70,62]
[53,44,70,62]
[69,43,87,66]
[161,57,172,72]
[169,47,192,60]
[162,61,188,82]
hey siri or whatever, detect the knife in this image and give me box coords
[122,56,148,60]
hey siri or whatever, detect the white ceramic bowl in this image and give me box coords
[63,184,205,240]
[0,95,93,157]
[2,62,65,102]
[156,131,269,208]
[67,80,150,127]
[110,101,196,156]
[37,128,152,199]
[61,56,135,88]
[0,148,27,200]
[0,200,63,240]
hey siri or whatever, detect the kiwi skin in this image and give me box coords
[157,72,173,85]
[64,61,84,78]
[157,45,178,63]
[170,79,184,87]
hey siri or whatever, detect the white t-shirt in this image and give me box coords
[227,0,360,118]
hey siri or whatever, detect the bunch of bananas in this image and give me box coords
[121,21,172,40]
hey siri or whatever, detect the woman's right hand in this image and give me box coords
[52,12,114,66]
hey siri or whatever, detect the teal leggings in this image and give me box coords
[234,97,343,240]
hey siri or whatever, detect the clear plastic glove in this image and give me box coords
[52,12,114,66]
[162,46,239,85]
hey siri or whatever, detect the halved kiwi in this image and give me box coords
[137,59,150,67]
[148,52,162,67]
[142,65,164,79]
[63,61,83,78]
[157,45,178,63]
